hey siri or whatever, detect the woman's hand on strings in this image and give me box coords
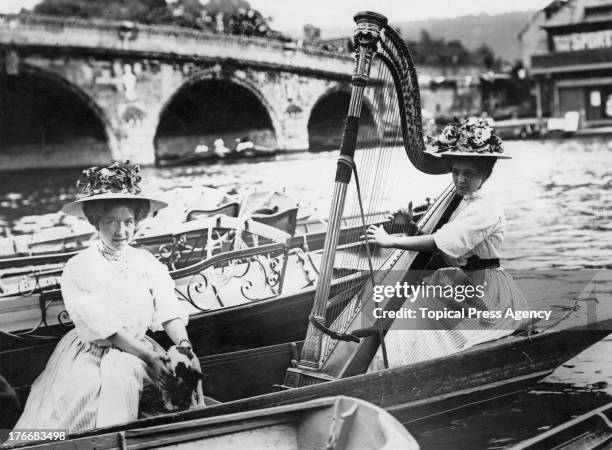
[365,224,394,248]
[387,201,414,226]
[387,201,420,235]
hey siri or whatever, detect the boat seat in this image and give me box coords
[186,202,240,221]
[250,207,298,236]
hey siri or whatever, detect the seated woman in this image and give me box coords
[366,118,529,369]
[13,162,203,434]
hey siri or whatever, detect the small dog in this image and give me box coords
[161,346,206,411]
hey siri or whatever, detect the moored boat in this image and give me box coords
[0,206,413,340]
[156,146,280,168]
[2,396,418,449]
[510,401,612,449]
[3,300,609,448]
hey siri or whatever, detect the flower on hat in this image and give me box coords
[430,117,503,155]
[75,161,142,198]
[437,121,460,146]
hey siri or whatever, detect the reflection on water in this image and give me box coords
[0,137,611,448]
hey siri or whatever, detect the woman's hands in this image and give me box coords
[388,201,414,227]
[387,201,420,235]
[146,351,172,389]
[366,224,395,248]
[365,223,437,252]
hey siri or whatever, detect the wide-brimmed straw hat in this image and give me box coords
[425,117,511,159]
[62,161,167,218]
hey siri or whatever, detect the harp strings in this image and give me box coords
[320,37,407,361]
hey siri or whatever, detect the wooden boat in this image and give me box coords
[156,147,280,167]
[2,12,610,448]
[0,193,416,268]
[3,302,609,448]
[0,206,409,340]
[1,396,417,449]
[511,401,612,449]
[0,180,422,330]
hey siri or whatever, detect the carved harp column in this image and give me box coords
[293,12,388,374]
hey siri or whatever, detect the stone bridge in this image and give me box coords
[0,14,383,170]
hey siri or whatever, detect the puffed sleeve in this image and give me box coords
[146,255,189,332]
[61,254,122,341]
[433,200,503,259]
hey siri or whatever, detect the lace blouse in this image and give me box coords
[60,244,188,344]
[432,187,505,267]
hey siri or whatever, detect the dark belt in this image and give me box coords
[462,255,500,271]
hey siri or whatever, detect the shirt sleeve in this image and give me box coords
[147,256,189,332]
[433,200,502,259]
[60,256,122,341]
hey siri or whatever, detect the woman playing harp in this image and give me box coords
[365,118,530,369]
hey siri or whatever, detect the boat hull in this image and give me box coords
[18,327,607,448]
[6,396,417,449]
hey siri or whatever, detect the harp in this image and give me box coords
[284,12,460,387]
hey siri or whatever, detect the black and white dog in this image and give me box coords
[161,346,206,411]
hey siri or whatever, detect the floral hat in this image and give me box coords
[62,161,167,218]
[426,117,510,159]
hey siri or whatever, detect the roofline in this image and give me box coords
[531,61,612,74]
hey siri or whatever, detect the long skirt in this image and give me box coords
[369,267,530,371]
[13,330,155,434]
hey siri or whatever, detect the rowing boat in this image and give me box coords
[0,205,411,343]
[2,396,418,449]
[511,401,612,449]
[156,147,281,167]
[3,293,609,448]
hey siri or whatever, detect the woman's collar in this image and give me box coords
[463,186,486,202]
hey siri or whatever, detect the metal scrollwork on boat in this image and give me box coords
[174,243,291,309]
[57,309,72,328]
[155,228,239,270]
[240,253,283,301]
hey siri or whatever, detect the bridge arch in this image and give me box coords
[155,73,280,159]
[0,64,115,169]
[306,87,377,151]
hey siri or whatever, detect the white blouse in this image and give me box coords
[432,187,505,267]
[60,244,189,344]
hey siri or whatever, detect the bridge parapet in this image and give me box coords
[0,14,352,75]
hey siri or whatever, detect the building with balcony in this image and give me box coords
[519,0,612,127]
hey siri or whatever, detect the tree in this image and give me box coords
[472,45,497,69]
[405,30,500,68]
[33,0,168,22]
[29,0,289,40]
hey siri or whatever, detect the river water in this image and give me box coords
[1,137,611,448]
